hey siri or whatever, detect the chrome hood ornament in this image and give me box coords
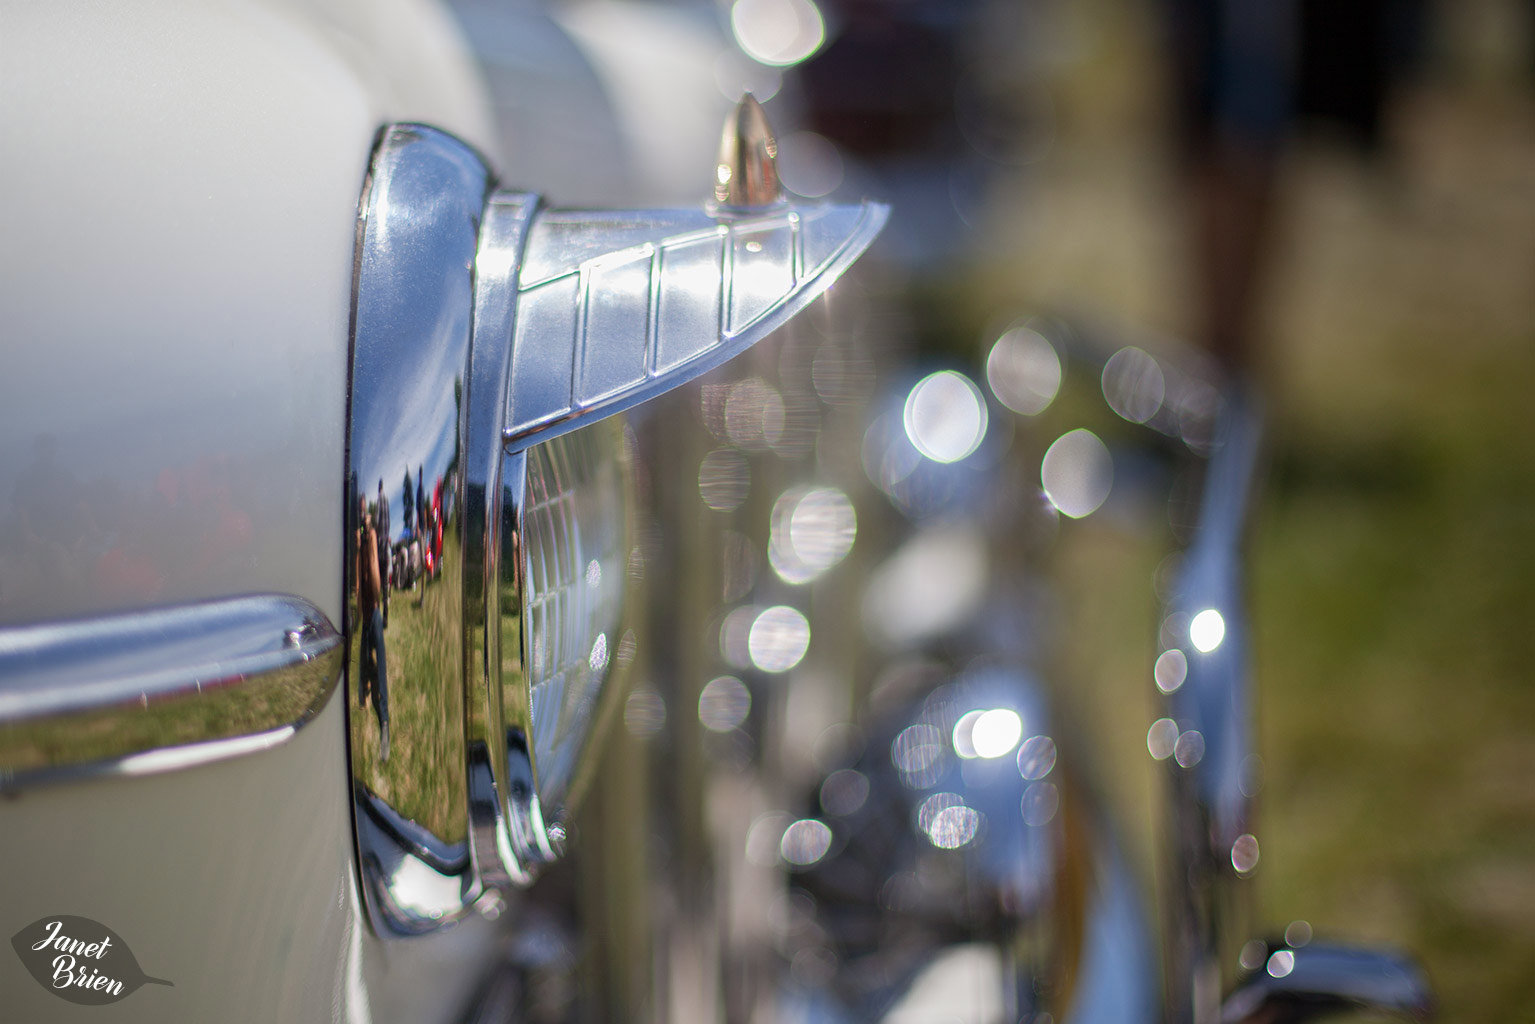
[345,100,887,934]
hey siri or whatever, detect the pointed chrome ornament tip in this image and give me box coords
[713,93,783,209]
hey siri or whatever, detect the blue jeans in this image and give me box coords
[360,608,389,734]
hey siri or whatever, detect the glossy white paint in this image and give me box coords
[2,699,507,1022]
[0,1,505,1019]
[0,0,493,630]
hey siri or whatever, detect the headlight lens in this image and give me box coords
[519,418,630,809]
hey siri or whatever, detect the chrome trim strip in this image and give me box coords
[464,191,541,890]
[0,594,341,789]
[1158,387,1264,1023]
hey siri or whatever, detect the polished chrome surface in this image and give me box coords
[346,123,488,932]
[465,188,633,891]
[505,199,887,445]
[1221,941,1432,1024]
[1164,387,1262,848]
[348,104,886,935]
[1157,385,1265,1023]
[0,594,340,788]
[483,96,881,886]
[995,325,1264,1019]
[534,317,1166,1021]
[783,666,1079,1021]
[465,190,541,893]
[1048,333,1440,1024]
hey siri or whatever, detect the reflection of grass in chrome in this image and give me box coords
[349,534,466,843]
[0,655,335,779]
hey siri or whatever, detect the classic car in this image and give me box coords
[1,1,1433,1022]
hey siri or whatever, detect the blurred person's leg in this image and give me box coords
[370,607,390,761]
[1161,0,1296,375]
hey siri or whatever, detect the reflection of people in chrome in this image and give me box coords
[376,479,390,626]
[416,468,428,578]
[356,494,390,762]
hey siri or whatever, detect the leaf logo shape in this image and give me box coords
[11,915,173,1005]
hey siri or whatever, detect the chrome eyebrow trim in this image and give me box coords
[0,594,342,790]
[504,199,888,448]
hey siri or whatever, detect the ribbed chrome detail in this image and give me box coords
[506,200,886,445]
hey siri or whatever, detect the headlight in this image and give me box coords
[515,420,630,819]
[345,110,885,934]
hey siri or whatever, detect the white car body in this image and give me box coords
[4,3,530,1019]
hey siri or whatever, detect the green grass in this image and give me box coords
[348,532,467,843]
[1253,343,1535,1018]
